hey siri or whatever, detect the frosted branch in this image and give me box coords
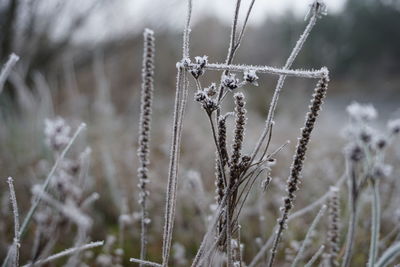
[130,258,162,267]
[199,63,328,79]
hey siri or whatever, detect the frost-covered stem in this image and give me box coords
[342,203,357,267]
[375,242,400,267]
[161,2,192,264]
[162,68,183,266]
[216,0,241,112]
[8,177,20,246]
[250,6,320,164]
[2,177,20,267]
[268,76,328,267]
[162,69,189,266]
[138,28,155,265]
[18,123,86,239]
[234,0,256,51]
[0,53,19,95]
[226,0,241,65]
[291,205,327,267]
[21,241,104,267]
[182,0,192,59]
[130,258,162,267]
[203,63,327,79]
[342,161,358,267]
[368,179,380,267]
[304,245,325,267]
[81,192,100,209]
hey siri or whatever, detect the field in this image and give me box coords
[1,0,400,266]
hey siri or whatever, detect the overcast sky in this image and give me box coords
[75,0,347,43]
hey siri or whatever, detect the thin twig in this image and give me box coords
[130,258,162,267]
[22,241,104,267]
[368,179,381,267]
[250,4,321,165]
[0,53,19,95]
[2,177,20,267]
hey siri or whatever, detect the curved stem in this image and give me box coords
[368,179,380,267]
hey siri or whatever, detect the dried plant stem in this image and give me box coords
[21,241,104,267]
[130,258,162,267]
[216,0,253,112]
[138,28,155,265]
[161,1,192,264]
[368,179,381,267]
[182,0,192,59]
[234,0,256,50]
[225,0,241,65]
[250,7,319,164]
[0,53,19,95]
[268,75,329,267]
[2,177,20,267]
[162,68,185,266]
[291,205,327,267]
[342,206,357,267]
[304,245,325,267]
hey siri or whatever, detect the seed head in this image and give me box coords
[222,73,240,91]
[243,69,259,86]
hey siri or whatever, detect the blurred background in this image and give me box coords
[1,0,400,265]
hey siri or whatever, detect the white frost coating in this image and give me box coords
[0,53,19,95]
